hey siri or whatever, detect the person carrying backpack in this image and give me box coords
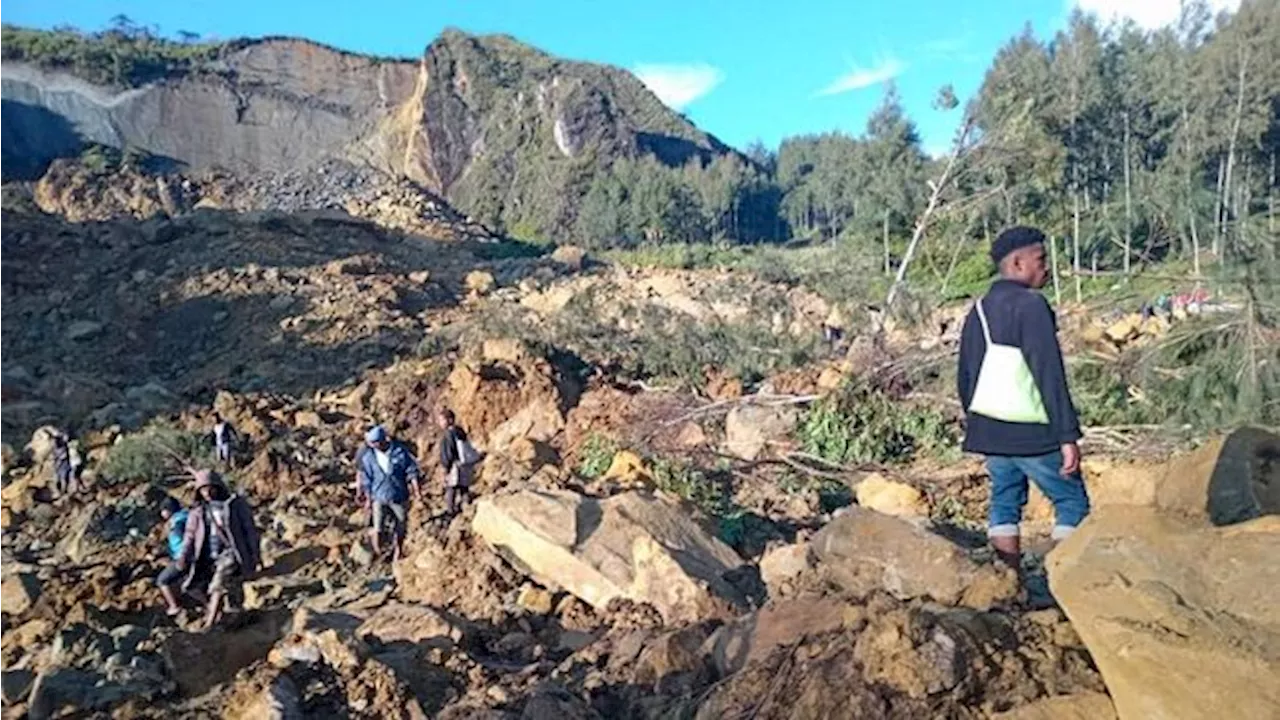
[437,409,480,516]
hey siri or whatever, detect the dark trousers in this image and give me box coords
[445,486,469,515]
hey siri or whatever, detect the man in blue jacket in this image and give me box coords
[956,226,1090,571]
[355,425,422,562]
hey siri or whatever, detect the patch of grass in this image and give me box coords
[799,379,959,465]
[100,424,212,484]
[648,457,749,545]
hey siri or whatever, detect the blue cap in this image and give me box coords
[365,425,387,443]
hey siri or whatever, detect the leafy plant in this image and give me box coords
[799,379,958,465]
[577,434,619,480]
[100,425,213,484]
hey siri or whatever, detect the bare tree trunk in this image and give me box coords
[1266,149,1276,231]
[1073,192,1082,303]
[1123,111,1133,275]
[882,209,891,275]
[1215,154,1226,256]
[1049,233,1062,305]
[882,119,974,321]
[1221,42,1250,260]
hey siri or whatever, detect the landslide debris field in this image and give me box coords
[3,159,1278,720]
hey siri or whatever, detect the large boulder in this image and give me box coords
[1047,509,1280,719]
[470,489,747,624]
[1154,426,1280,526]
[724,403,798,461]
[1047,427,1280,720]
[810,507,1016,610]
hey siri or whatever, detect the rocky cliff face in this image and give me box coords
[2,30,730,235]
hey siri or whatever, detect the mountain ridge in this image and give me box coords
[1,25,736,237]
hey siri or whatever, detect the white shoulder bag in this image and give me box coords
[967,300,1051,425]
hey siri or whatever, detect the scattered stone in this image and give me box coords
[64,321,104,341]
[810,507,1016,610]
[516,585,554,615]
[357,602,465,649]
[293,410,323,429]
[243,577,326,610]
[550,245,587,270]
[758,542,812,597]
[724,403,798,461]
[704,597,849,676]
[349,540,375,567]
[855,473,928,518]
[600,450,650,486]
[408,270,431,284]
[465,270,497,295]
[1,572,43,616]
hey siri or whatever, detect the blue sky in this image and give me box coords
[2,0,1234,155]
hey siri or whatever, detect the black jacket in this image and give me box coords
[438,425,469,471]
[956,279,1082,456]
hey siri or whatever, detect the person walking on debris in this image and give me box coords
[956,226,1090,572]
[177,470,261,629]
[437,409,480,517]
[355,425,422,562]
[51,430,76,498]
[156,496,196,617]
[211,413,239,468]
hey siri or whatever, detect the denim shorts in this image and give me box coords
[985,451,1091,540]
[157,562,184,587]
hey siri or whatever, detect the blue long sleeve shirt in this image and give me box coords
[357,442,421,504]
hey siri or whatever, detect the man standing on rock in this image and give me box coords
[355,425,422,562]
[957,226,1090,570]
[178,470,261,629]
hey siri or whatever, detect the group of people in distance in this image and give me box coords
[153,406,479,628]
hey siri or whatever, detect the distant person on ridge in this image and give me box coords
[437,409,480,517]
[355,425,422,562]
[177,470,261,629]
[211,413,239,468]
[956,226,1090,572]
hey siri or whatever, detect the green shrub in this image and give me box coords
[100,425,212,484]
[1,24,224,88]
[577,434,619,480]
[799,379,958,465]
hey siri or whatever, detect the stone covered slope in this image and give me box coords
[1,29,731,233]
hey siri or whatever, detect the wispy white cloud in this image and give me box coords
[815,57,905,97]
[1070,0,1241,30]
[921,35,970,55]
[633,63,724,111]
